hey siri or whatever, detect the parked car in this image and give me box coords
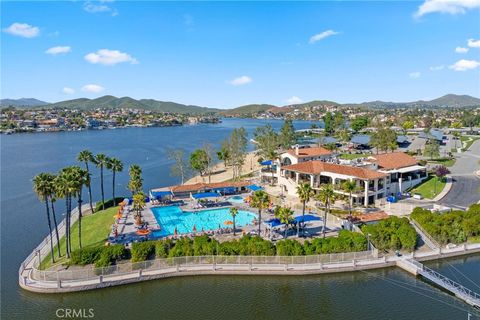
[413,193,423,200]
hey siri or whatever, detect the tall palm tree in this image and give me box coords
[94,154,109,211]
[55,167,77,257]
[45,173,61,257]
[107,157,123,206]
[33,173,56,264]
[342,180,358,218]
[72,167,89,249]
[316,184,337,238]
[296,183,314,236]
[77,150,95,213]
[132,192,146,225]
[250,190,271,236]
[275,206,294,239]
[229,207,238,236]
[128,164,143,196]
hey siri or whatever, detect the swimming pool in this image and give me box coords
[151,206,257,237]
[227,195,245,203]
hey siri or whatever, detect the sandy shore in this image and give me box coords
[185,151,261,184]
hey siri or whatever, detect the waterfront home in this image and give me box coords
[263,146,427,206]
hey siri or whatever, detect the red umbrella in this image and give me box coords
[174,227,178,236]
[193,224,197,232]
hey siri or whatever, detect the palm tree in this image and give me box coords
[107,157,123,206]
[128,164,143,196]
[342,180,358,218]
[33,173,56,264]
[316,184,337,238]
[274,206,294,239]
[250,190,271,236]
[133,192,146,225]
[72,167,89,249]
[94,154,109,211]
[46,173,61,257]
[55,167,78,257]
[77,150,95,213]
[296,183,314,236]
[229,207,238,236]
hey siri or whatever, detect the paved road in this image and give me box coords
[438,139,480,208]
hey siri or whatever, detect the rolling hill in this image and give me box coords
[0,98,49,107]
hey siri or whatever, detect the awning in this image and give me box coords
[247,185,263,191]
[294,215,321,223]
[395,165,426,173]
[260,160,273,166]
[264,218,283,227]
[150,190,173,199]
[192,192,220,199]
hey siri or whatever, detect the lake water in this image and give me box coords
[1,118,479,320]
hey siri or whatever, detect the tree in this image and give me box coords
[275,206,294,239]
[250,190,271,236]
[217,141,231,169]
[350,116,369,133]
[133,192,146,225]
[230,207,238,236]
[189,149,209,178]
[333,112,345,133]
[128,164,143,195]
[296,183,313,236]
[71,167,89,249]
[77,150,95,213]
[168,149,189,184]
[48,174,61,257]
[106,157,123,207]
[279,119,296,149]
[434,165,450,194]
[424,139,440,160]
[338,129,351,146]
[323,112,334,135]
[342,180,358,217]
[371,126,397,153]
[94,154,109,211]
[254,125,279,185]
[401,120,414,135]
[228,128,248,180]
[55,167,78,257]
[33,173,56,263]
[316,184,337,238]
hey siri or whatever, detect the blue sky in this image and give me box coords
[2,1,480,108]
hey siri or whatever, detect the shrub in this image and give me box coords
[276,239,304,256]
[193,235,218,256]
[70,247,102,265]
[95,197,125,212]
[131,242,156,262]
[168,237,194,257]
[362,216,417,251]
[70,245,127,267]
[155,239,174,258]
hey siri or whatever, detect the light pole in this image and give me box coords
[367,233,371,251]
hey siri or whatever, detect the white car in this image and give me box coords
[413,193,423,200]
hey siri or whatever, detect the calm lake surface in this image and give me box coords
[1,118,479,320]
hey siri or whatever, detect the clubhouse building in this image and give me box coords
[264,145,427,206]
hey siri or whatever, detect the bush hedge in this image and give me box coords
[362,216,417,251]
[70,245,127,267]
[95,197,126,212]
[411,205,480,244]
[131,242,156,262]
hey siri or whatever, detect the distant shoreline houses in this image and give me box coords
[262,146,428,206]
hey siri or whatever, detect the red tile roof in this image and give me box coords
[287,147,332,158]
[282,161,386,180]
[368,152,418,170]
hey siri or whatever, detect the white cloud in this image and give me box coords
[409,72,421,78]
[3,22,39,38]
[449,59,480,71]
[286,96,303,104]
[62,87,75,95]
[81,84,105,93]
[455,46,469,53]
[84,49,138,65]
[309,30,339,44]
[415,0,480,17]
[228,76,252,86]
[83,1,118,16]
[45,46,71,55]
[429,65,445,71]
[468,38,480,48]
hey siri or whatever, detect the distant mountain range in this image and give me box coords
[0,98,49,107]
[1,94,479,114]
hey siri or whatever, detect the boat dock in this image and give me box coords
[397,258,480,309]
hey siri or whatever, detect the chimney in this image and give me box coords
[295,144,300,156]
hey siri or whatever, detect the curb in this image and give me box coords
[432,175,453,202]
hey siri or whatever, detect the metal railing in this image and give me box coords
[409,218,441,249]
[29,250,376,282]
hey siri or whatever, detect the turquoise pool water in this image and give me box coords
[227,195,245,203]
[151,206,257,237]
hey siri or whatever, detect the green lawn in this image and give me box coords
[410,175,446,200]
[428,158,456,167]
[40,206,118,270]
[338,153,369,160]
[460,136,480,151]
